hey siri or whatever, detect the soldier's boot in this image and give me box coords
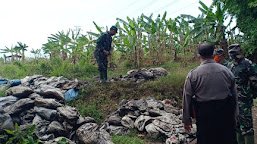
[100,71,106,83]
[244,134,254,144]
[99,71,105,83]
[236,132,245,144]
[103,70,107,82]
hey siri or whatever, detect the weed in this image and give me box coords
[79,104,104,124]
[0,86,8,96]
[0,123,40,144]
[111,135,144,144]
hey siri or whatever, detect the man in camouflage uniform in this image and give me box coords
[228,44,257,144]
[214,48,229,67]
[94,26,117,82]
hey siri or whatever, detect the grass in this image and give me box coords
[0,58,98,80]
[111,135,144,144]
[0,87,8,97]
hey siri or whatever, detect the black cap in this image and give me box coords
[198,43,214,57]
[228,44,241,53]
[110,26,118,33]
[214,48,224,55]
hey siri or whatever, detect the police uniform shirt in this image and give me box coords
[182,59,239,124]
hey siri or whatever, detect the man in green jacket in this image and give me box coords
[228,44,257,144]
[94,26,117,82]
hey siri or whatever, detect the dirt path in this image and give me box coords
[253,105,257,144]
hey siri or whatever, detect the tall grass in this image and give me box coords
[0,58,98,80]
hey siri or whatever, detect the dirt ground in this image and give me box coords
[253,105,257,144]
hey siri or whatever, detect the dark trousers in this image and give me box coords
[96,57,108,81]
[194,97,237,144]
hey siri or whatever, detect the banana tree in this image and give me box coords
[69,28,90,64]
[117,16,144,67]
[30,49,41,59]
[0,46,15,62]
[188,1,231,57]
[16,42,28,61]
[166,18,179,60]
[141,12,168,64]
[42,40,60,59]
[48,30,71,60]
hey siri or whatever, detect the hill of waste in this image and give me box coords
[0,68,196,144]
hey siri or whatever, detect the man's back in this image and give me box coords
[183,43,238,144]
[189,59,235,102]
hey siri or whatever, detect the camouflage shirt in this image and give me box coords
[228,58,257,135]
[94,32,112,59]
[228,58,257,103]
[222,59,229,67]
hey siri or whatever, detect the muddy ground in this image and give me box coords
[253,105,257,144]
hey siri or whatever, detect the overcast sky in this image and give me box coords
[0,0,213,57]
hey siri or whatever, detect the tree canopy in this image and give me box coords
[219,0,257,55]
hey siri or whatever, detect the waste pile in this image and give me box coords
[93,67,168,83]
[0,75,196,144]
[0,75,113,144]
[102,97,196,144]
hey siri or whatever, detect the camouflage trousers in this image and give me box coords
[95,57,108,81]
[236,102,254,136]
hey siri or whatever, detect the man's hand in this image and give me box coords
[103,50,109,55]
[184,123,192,133]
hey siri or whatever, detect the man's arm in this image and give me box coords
[248,63,257,99]
[96,34,106,50]
[182,73,194,133]
[230,78,239,117]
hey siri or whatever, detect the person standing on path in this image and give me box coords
[94,26,117,82]
[183,42,239,144]
[227,44,257,144]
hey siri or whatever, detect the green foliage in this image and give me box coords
[79,104,104,124]
[0,58,98,80]
[0,124,39,144]
[218,0,257,55]
[111,135,144,144]
[0,86,8,97]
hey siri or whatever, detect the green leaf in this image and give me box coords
[198,7,207,14]
[199,1,209,11]
[93,21,103,33]
[5,129,14,135]
[161,11,167,21]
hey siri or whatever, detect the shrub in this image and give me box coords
[0,124,39,144]
[79,104,104,124]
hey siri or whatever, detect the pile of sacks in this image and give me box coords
[0,75,113,144]
[93,67,168,83]
[102,97,196,144]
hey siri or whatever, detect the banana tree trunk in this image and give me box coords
[11,54,14,62]
[162,36,166,61]
[132,36,137,67]
[136,33,140,68]
[156,32,161,65]
[22,52,25,61]
[148,34,152,57]
[174,50,177,61]
[4,55,6,63]
[219,38,228,58]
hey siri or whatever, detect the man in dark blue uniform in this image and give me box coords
[94,26,117,82]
